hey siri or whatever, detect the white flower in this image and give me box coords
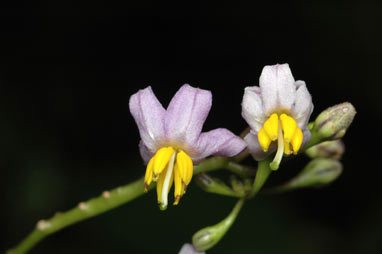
[242,64,313,169]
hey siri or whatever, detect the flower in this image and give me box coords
[129,84,246,209]
[178,243,206,254]
[242,64,313,170]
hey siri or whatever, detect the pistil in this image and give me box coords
[270,118,284,170]
[160,152,176,210]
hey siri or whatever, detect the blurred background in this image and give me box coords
[1,0,381,253]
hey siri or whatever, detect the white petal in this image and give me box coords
[241,86,266,132]
[260,64,296,115]
[292,80,314,128]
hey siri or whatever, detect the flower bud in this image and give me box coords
[313,102,356,140]
[192,225,221,251]
[195,173,242,197]
[305,140,345,160]
[285,158,343,189]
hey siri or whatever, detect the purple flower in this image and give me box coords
[241,64,313,170]
[129,84,246,209]
[178,243,205,254]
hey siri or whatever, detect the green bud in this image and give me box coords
[285,158,343,190]
[305,140,345,160]
[313,102,356,140]
[195,173,242,197]
[192,199,245,251]
[192,225,221,251]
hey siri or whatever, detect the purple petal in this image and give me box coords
[244,132,276,161]
[292,80,314,128]
[178,243,205,254]
[129,86,166,153]
[139,141,153,164]
[191,128,246,164]
[241,86,266,133]
[260,64,296,115]
[301,127,312,149]
[165,84,212,147]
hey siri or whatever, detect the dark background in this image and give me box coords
[1,1,381,253]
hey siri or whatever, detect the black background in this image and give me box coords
[1,1,381,254]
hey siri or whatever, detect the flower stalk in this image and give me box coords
[8,155,249,254]
[249,158,272,198]
[192,198,245,251]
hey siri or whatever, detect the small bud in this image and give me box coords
[195,173,242,197]
[192,226,218,251]
[283,158,343,190]
[305,140,345,160]
[313,102,356,140]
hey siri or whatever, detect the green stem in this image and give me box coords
[8,177,146,254]
[193,156,255,178]
[9,156,232,254]
[225,161,256,178]
[249,158,272,198]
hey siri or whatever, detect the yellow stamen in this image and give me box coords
[144,157,155,191]
[176,151,194,186]
[263,113,279,141]
[144,146,194,208]
[280,113,297,143]
[284,140,292,155]
[173,163,182,205]
[258,128,272,152]
[291,128,303,154]
[257,113,304,170]
[153,147,175,179]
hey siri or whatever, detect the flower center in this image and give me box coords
[257,113,303,170]
[144,147,194,210]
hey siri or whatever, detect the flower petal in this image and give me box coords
[241,86,266,132]
[292,80,314,128]
[244,131,276,161]
[260,64,296,115]
[178,243,205,254]
[191,128,246,164]
[139,141,153,164]
[301,127,312,149]
[165,84,212,147]
[129,86,166,153]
